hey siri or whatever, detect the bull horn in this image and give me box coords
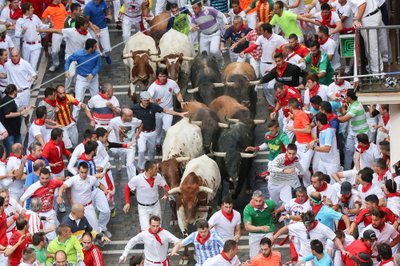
[149,57,163,62]
[249,80,261,85]
[217,122,229,128]
[253,119,266,124]
[213,83,225,88]
[131,77,140,84]
[168,187,181,195]
[227,118,240,123]
[122,53,132,59]
[225,81,235,86]
[240,152,257,158]
[199,186,214,194]
[187,87,199,93]
[182,56,194,61]
[210,143,226,157]
[175,157,190,162]
[148,49,160,56]
[191,121,202,126]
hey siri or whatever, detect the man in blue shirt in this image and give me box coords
[65,39,102,120]
[83,0,112,64]
[24,159,46,209]
[301,239,334,266]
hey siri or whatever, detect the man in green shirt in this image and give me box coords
[46,224,84,266]
[338,90,369,170]
[270,0,317,41]
[31,232,48,265]
[244,190,276,258]
[304,41,334,86]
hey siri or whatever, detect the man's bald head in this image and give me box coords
[71,203,84,214]
[11,143,22,154]
[10,48,20,64]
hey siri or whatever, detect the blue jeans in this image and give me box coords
[4,135,22,156]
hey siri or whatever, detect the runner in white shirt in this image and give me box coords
[318,25,341,70]
[0,48,7,94]
[147,68,183,147]
[119,215,180,265]
[372,158,391,186]
[6,143,26,202]
[121,0,147,42]
[283,44,306,70]
[123,161,169,231]
[87,83,120,129]
[67,129,97,176]
[208,197,241,242]
[307,172,339,206]
[313,4,343,41]
[303,74,329,109]
[203,240,241,266]
[0,188,22,238]
[0,147,14,190]
[0,0,22,47]
[108,108,142,179]
[15,2,49,70]
[337,182,361,222]
[5,48,37,108]
[326,230,355,266]
[0,25,14,52]
[27,106,47,149]
[57,162,112,233]
[357,167,385,206]
[327,70,353,100]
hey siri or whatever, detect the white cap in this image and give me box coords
[140,91,151,100]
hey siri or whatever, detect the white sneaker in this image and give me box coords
[49,65,57,72]
[102,230,112,238]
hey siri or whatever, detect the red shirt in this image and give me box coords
[8,231,31,266]
[276,86,302,117]
[343,239,372,266]
[42,139,71,174]
[294,44,310,58]
[354,206,398,226]
[83,244,105,266]
[28,179,64,212]
[0,211,7,248]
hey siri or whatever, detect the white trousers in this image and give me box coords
[63,122,79,149]
[73,74,99,119]
[22,42,41,70]
[137,131,157,170]
[51,33,64,67]
[268,183,294,206]
[246,12,257,29]
[318,160,340,183]
[360,11,383,74]
[40,209,59,241]
[112,0,121,22]
[122,15,141,43]
[15,89,31,108]
[0,253,8,266]
[92,188,111,232]
[91,27,112,55]
[84,203,100,233]
[138,200,161,231]
[199,30,222,60]
[155,112,173,145]
[260,62,275,107]
[295,142,314,187]
[249,232,272,258]
[110,147,136,180]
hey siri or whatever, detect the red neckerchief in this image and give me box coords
[286,52,297,61]
[294,196,308,204]
[27,154,37,162]
[144,174,155,188]
[155,79,167,85]
[82,139,88,145]
[283,153,298,166]
[319,124,330,132]
[33,118,45,126]
[77,28,88,35]
[250,199,265,211]
[307,220,319,231]
[265,131,279,141]
[311,52,321,67]
[321,11,336,28]
[233,7,243,15]
[335,79,344,86]
[12,58,20,65]
[379,258,394,266]
[0,37,4,43]
[276,62,288,77]
[221,208,234,222]
[341,194,351,203]
[148,228,164,245]
[234,24,246,33]
[78,153,92,162]
[221,251,232,262]
[382,114,390,126]
[312,203,323,215]
[357,143,370,154]
[9,153,22,159]
[99,92,109,100]
[316,182,328,192]
[10,7,23,20]
[196,231,211,245]
[386,192,400,198]
[43,98,56,107]
[361,182,373,193]
[319,36,330,45]
[309,83,320,98]
[0,158,7,163]
[326,112,337,121]
[373,222,385,232]
[377,168,388,181]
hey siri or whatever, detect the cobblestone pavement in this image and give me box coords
[33,28,292,265]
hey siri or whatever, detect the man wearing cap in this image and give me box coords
[132,91,186,172]
[343,229,376,266]
[338,181,361,224]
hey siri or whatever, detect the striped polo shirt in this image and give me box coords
[346,100,369,134]
[191,7,219,35]
[210,0,228,13]
[181,230,224,265]
[56,94,80,126]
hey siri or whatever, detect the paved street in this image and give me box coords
[31,28,292,265]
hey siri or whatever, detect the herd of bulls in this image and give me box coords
[122,29,265,237]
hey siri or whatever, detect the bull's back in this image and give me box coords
[123,32,158,68]
[183,101,208,116]
[181,155,221,198]
[222,62,257,81]
[209,96,247,122]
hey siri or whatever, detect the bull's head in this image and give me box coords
[168,173,213,224]
[122,50,157,84]
[153,53,194,81]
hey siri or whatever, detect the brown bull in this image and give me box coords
[149,12,170,44]
[209,96,249,123]
[182,101,208,117]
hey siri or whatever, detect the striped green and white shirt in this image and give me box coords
[346,100,369,134]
